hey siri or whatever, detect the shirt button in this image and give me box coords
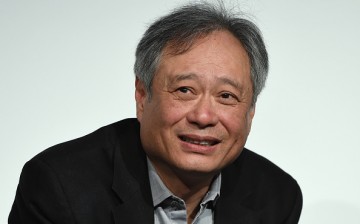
[170,201,178,208]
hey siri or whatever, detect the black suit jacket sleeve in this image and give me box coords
[9,158,76,224]
[284,183,302,224]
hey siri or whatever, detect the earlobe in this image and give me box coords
[247,105,256,133]
[249,105,256,119]
[135,78,147,121]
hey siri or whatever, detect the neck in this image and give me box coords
[150,160,218,221]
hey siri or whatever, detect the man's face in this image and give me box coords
[136,30,255,178]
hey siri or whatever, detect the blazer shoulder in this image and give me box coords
[21,118,141,195]
[9,118,142,224]
[33,118,140,165]
[218,149,302,223]
[239,148,299,185]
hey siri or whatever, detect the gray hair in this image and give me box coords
[134,2,268,105]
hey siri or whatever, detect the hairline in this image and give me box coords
[145,29,254,103]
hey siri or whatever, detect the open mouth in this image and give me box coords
[179,135,220,146]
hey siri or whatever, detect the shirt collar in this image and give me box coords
[147,157,221,207]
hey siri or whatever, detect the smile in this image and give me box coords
[179,135,220,146]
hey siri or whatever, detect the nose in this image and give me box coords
[186,96,219,128]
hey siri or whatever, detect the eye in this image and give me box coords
[218,92,239,105]
[178,87,191,94]
[173,86,196,101]
[221,93,232,99]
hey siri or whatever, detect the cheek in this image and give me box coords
[221,109,252,138]
[159,99,191,124]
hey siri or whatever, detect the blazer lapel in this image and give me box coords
[111,155,153,224]
[214,149,260,224]
[214,199,260,224]
[110,119,154,224]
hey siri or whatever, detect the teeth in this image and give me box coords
[181,136,215,146]
[198,141,211,146]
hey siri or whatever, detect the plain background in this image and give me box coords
[1,0,359,223]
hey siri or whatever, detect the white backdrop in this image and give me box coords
[1,0,359,223]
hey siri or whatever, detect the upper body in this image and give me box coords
[9,119,302,224]
[9,2,302,223]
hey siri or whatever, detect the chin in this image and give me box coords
[174,157,222,175]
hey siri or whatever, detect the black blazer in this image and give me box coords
[9,118,302,224]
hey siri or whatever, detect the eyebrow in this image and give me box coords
[172,73,199,82]
[216,76,243,91]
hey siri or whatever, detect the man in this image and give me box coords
[9,2,302,224]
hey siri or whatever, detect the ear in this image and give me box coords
[135,78,147,122]
[246,105,256,133]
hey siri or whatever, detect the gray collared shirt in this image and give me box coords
[147,158,221,224]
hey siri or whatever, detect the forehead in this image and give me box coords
[156,30,251,83]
